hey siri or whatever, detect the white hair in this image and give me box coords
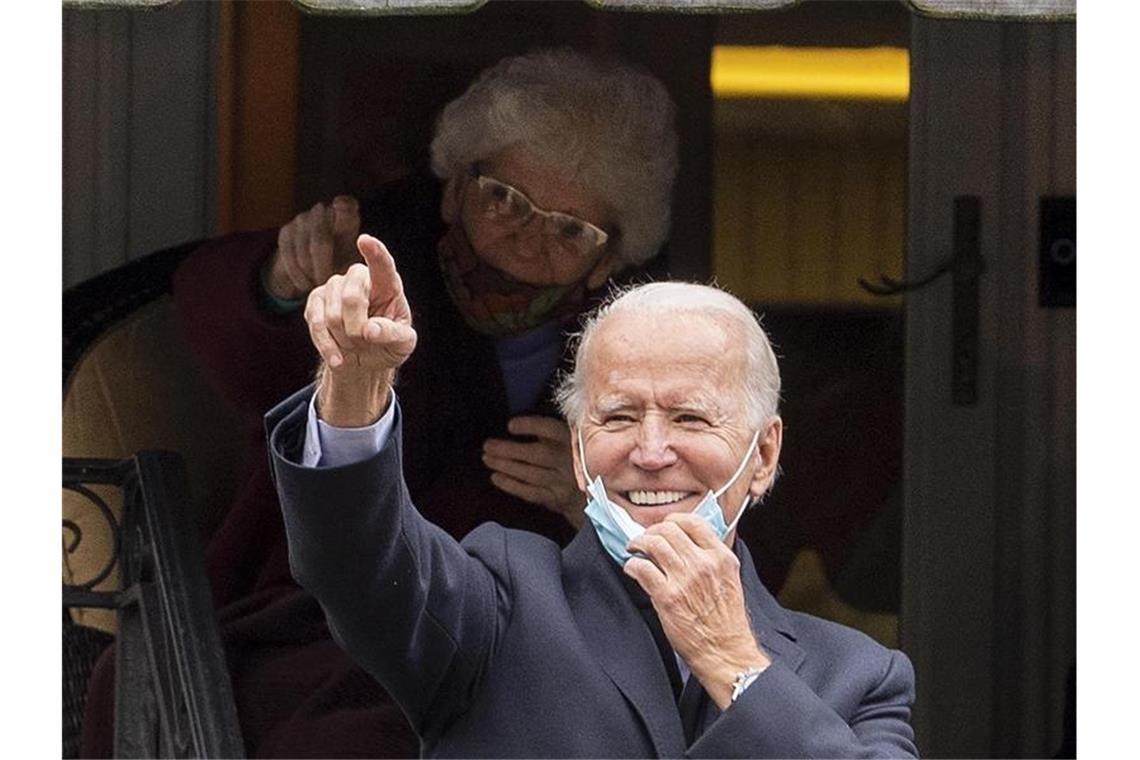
[555,282,781,429]
[430,48,678,268]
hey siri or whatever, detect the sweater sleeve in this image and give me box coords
[172,229,319,427]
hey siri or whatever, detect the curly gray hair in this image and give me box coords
[430,48,679,268]
[555,282,782,430]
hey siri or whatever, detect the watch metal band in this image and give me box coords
[730,664,768,703]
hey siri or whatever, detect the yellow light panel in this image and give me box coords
[711,45,910,102]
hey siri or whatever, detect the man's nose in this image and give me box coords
[629,421,677,470]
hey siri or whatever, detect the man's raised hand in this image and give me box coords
[306,235,417,427]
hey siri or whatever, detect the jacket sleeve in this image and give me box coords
[688,648,917,759]
[266,385,508,738]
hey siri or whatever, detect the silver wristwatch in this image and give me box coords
[730,665,768,703]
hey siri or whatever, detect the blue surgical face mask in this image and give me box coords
[578,427,761,566]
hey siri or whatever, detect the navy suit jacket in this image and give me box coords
[268,386,918,758]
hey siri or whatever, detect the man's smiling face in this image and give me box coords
[572,309,766,530]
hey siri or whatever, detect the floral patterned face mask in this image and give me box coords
[436,222,594,337]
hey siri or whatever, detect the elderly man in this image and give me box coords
[267,236,918,758]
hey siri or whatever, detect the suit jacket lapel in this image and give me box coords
[678,675,708,745]
[735,539,806,674]
[561,529,805,751]
[693,540,807,735]
[564,528,687,757]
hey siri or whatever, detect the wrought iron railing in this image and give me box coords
[63,452,244,758]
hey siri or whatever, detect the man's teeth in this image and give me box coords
[627,490,689,506]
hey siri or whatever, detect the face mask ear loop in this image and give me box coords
[576,427,593,483]
[713,429,762,499]
[723,492,754,536]
[715,431,761,539]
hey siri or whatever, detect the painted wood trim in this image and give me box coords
[216,0,300,234]
[902,15,1075,758]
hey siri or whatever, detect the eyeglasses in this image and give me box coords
[467,166,610,258]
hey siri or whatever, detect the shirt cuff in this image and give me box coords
[303,391,397,467]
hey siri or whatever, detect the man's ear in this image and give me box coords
[749,417,783,498]
[440,175,463,225]
[569,426,588,492]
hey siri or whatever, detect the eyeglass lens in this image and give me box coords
[474,176,606,254]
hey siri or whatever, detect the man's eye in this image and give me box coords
[603,414,635,425]
[676,414,709,425]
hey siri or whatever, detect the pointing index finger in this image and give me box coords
[356,234,403,300]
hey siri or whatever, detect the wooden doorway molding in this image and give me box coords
[216,0,301,234]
